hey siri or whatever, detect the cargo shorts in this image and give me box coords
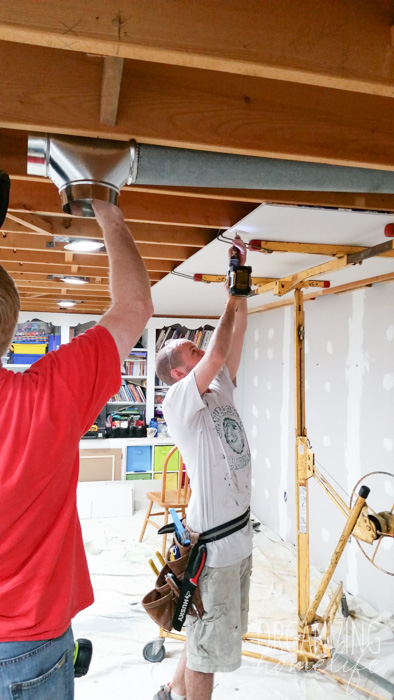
[185,553,252,674]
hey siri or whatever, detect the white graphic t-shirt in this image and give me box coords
[163,366,252,567]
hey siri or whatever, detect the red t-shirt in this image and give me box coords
[0,325,121,641]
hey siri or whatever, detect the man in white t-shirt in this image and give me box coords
[154,236,252,700]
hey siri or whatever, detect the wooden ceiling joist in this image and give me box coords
[19,301,110,313]
[0,0,392,97]
[0,248,176,274]
[0,2,393,315]
[1,41,394,169]
[5,266,164,283]
[0,231,200,261]
[7,180,255,229]
[5,212,54,235]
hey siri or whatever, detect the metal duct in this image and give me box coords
[27,134,137,217]
[27,133,394,217]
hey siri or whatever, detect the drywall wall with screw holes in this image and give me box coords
[237,282,394,613]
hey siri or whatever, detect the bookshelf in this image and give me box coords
[3,314,218,489]
[109,348,147,405]
[103,342,148,435]
[153,322,215,432]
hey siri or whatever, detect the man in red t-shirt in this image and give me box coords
[0,196,153,698]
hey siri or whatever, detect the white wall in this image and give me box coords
[238,283,394,613]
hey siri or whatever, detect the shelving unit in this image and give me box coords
[152,321,215,430]
[4,312,218,489]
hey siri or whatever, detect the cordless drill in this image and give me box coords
[227,241,252,297]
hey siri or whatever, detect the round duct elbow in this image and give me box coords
[27,134,138,217]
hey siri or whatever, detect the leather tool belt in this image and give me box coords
[141,507,250,632]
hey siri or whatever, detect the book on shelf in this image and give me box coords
[122,356,147,376]
[201,329,213,351]
[155,328,167,352]
[155,324,215,352]
[108,380,146,403]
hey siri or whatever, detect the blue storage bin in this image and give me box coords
[126,445,151,473]
[11,353,45,365]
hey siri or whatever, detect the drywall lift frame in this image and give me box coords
[144,236,394,699]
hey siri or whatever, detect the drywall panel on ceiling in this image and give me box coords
[239,282,394,613]
[151,204,394,317]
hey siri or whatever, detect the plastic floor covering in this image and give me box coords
[73,509,394,700]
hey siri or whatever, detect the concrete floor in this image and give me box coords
[73,509,394,700]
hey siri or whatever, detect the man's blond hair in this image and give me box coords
[0,266,20,357]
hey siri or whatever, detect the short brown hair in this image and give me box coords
[0,266,20,357]
[155,341,186,386]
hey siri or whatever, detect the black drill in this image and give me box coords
[227,243,252,297]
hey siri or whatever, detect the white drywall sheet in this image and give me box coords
[239,282,394,612]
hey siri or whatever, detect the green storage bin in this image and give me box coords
[153,444,178,472]
[126,473,152,480]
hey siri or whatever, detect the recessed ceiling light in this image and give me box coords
[47,274,90,285]
[60,276,89,285]
[64,239,104,252]
[58,300,77,308]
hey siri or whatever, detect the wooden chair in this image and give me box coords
[138,446,191,556]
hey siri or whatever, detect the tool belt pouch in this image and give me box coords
[141,508,250,631]
[141,530,204,632]
[141,564,177,632]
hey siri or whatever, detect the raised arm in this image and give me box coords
[194,233,249,392]
[93,200,154,360]
[225,234,248,381]
[193,296,239,395]
[226,296,247,382]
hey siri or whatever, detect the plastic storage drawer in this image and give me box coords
[126,445,151,473]
[10,353,45,364]
[11,343,47,354]
[154,472,178,489]
[153,444,178,472]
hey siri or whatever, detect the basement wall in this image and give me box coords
[237,283,394,613]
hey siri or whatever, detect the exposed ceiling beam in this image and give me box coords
[8,180,255,228]
[1,215,216,247]
[5,212,54,235]
[19,301,110,314]
[17,280,110,293]
[6,265,165,282]
[0,248,177,273]
[0,0,393,97]
[0,231,200,260]
[1,43,394,169]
